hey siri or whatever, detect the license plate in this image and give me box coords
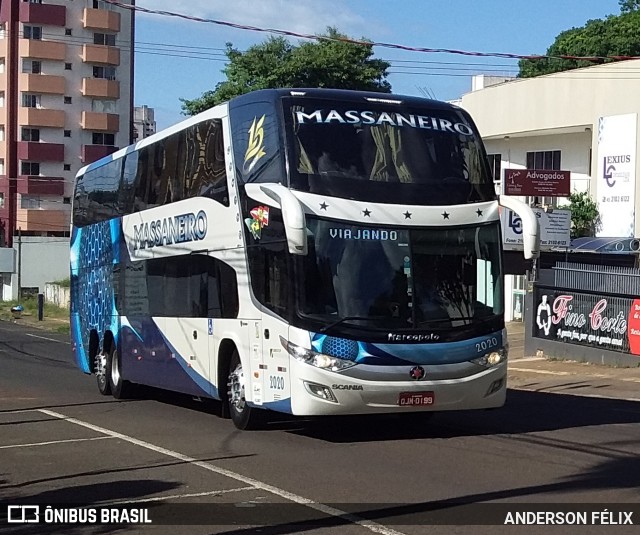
[398,391,435,406]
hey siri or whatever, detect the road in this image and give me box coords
[0,320,639,534]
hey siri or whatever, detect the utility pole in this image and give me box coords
[16,227,21,302]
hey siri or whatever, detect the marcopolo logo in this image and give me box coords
[132,210,207,251]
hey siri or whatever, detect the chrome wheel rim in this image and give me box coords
[227,363,246,413]
[110,350,120,386]
[96,352,107,389]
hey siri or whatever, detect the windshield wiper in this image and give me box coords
[318,315,387,333]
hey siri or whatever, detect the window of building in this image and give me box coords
[21,128,40,142]
[487,152,501,185]
[0,59,5,74]
[64,130,71,137]
[93,0,115,10]
[92,132,115,145]
[64,164,71,171]
[64,96,72,104]
[65,62,72,71]
[65,28,72,36]
[0,159,4,175]
[0,126,4,142]
[91,99,116,113]
[93,33,116,46]
[21,162,40,176]
[0,193,4,208]
[63,197,71,204]
[23,25,42,40]
[22,60,41,74]
[0,92,4,107]
[21,93,41,108]
[20,195,42,209]
[93,65,116,80]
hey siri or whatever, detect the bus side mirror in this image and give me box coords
[499,195,540,260]
[245,183,308,255]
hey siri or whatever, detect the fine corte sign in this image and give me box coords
[504,168,571,197]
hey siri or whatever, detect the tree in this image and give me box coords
[181,28,391,115]
[566,191,601,238]
[518,8,640,78]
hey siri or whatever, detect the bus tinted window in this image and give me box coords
[283,98,495,205]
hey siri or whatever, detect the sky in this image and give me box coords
[133,0,624,131]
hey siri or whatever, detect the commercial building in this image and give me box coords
[0,0,134,246]
[132,104,155,141]
[459,60,640,320]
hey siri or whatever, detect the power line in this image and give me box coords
[102,0,639,64]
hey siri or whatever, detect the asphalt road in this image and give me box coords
[1,320,639,535]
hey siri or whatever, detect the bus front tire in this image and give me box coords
[108,349,133,400]
[227,350,264,430]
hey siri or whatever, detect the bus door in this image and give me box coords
[260,314,291,410]
[172,316,217,398]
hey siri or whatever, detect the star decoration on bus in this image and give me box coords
[476,209,483,217]
[363,209,371,217]
[403,211,412,219]
[442,211,450,219]
[319,202,328,210]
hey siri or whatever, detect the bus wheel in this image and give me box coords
[227,350,263,430]
[108,349,133,400]
[95,350,111,396]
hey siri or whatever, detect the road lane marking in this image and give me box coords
[0,436,113,449]
[510,387,640,403]
[106,487,255,505]
[26,333,71,345]
[39,409,407,535]
[509,367,570,376]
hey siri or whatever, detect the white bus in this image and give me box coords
[71,88,539,429]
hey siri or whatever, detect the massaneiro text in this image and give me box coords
[132,211,208,251]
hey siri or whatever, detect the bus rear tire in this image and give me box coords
[227,350,264,430]
[96,350,111,396]
[108,348,133,400]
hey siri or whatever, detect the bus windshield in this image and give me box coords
[283,97,495,205]
[297,219,503,331]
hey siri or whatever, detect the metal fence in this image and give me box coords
[552,261,640,295]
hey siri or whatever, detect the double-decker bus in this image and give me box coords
[71,88,539,429]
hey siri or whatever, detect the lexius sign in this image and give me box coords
[504,168,571,197]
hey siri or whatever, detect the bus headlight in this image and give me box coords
[280,337,357,371]
[472,348,508,368]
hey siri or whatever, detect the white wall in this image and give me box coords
[2,236,69,300]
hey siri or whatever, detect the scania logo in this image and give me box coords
[409,366,425,380]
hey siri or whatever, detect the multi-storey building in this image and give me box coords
[0,0,133,246]
[132,104,155,142]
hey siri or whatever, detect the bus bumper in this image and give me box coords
[288,360,507,416]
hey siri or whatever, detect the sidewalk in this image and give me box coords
[506,321,640,401]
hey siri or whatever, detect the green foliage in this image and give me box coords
[566,191,601,238]
[51,277,70,288]
[518,9,640,78]
[181,28,391,116]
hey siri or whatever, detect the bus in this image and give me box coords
[71,88,539,430]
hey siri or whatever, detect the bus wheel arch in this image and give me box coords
[219,340,264,430]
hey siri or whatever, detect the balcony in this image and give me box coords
[81,112,119,132]
[82,78,120,99]
[17,142,64,162]
[17,208,69,232]
[83,8,120,32]
[82,145,118,164]
[20,73,65,95]
[20,38,66,61]
[17,175,64,196]
[18,108,65,128]
[20,2,66,26]
[82,44,120,66]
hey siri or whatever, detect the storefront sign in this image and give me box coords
[533,288,640,356]
[595,114,637,237]
[502,208,571,251]
[504,168,571,196]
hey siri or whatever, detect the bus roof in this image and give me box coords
[77,88,463,177]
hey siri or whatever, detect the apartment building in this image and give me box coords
[0,0,133,246]
[132,104,155,141]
